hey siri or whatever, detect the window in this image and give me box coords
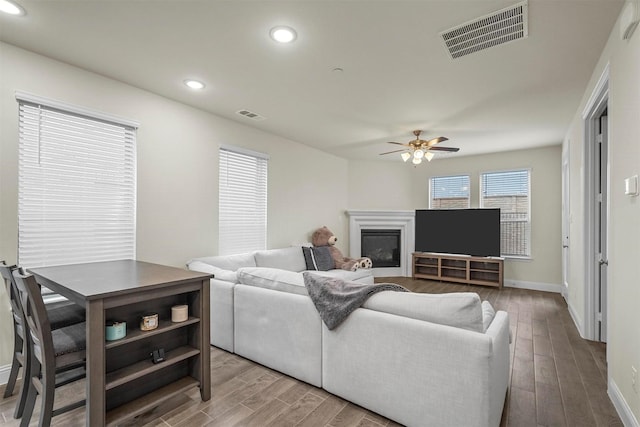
[480,169,530,257]
[17,93,137,268]
[218,146,268,255]
[430,175,470,209]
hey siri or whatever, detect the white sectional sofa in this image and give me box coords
[187,246,510,427]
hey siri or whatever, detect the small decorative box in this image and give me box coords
[171,305,188,322]
[140,313,158,331]
[105,321,126,341]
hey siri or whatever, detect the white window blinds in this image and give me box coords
[481,169,530,257]
[430,175,470,209]
[17,96,137,268]
[218,146,268,255]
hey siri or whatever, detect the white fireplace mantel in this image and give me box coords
[346,210,415,277]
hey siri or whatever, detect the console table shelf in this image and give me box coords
[105,317,200,349]
[105,377,199,426]
[413,252,503,288]
[105,346,201,390]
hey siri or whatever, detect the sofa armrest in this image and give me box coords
[187,260,238,283]
[187,252,256,271]
[187,261,237,352]
[207,278,235,352]
[484,310,511,427]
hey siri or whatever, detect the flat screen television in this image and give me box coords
[415,209,501,257]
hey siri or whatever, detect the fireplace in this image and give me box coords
[361,229,401,268]
[346,210,415,277]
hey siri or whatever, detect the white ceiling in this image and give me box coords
[0,0,623,161]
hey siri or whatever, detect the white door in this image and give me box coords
[595,114,608,342]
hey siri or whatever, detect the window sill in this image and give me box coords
[502,255,532,261]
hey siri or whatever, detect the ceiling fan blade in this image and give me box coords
[428,146,459,152]
[425,136,449,147]
[386,141,408,146]
[379,149,408,155]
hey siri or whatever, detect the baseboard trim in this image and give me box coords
[504,279,563,294]
[609,376,640,427]
[566,298,586,339]
[0,363,11,386]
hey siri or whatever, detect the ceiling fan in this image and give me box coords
[379,130,459,164]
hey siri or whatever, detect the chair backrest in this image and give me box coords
[0,262,25,341]
[12,268,54,368]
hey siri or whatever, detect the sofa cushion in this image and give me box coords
[188,252,256,271]
[362,291,483,332]
[303,272,408,330]
[254,247,307,272]
[302,246,335,271]
[310,268,373,283]
[187,260,238,283]
[237,267,308,296]
[482,300,496,332]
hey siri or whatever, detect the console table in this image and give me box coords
[29,260,212,426]
[412,252,503,288]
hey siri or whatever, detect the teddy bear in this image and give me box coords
[311,226,373,271]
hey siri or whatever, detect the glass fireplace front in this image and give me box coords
[361,229,401,268]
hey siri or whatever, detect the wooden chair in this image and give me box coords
[12,267,87,427]
[0,262,29,418]
[0,262,85,419]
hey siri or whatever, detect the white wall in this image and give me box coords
[0,42,349,367]
[348,161,415,210]
[348,145,563,288]
[564,10,640,423]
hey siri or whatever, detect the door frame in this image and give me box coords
[581,63,609,342]
[561,146,570,294]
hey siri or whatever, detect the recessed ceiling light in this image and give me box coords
[270,26,297,43]
[184,79,205,90]
[0,0,26,16]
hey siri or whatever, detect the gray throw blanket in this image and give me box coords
[303,272,408,330]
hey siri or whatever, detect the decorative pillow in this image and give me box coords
[302,246,334,271]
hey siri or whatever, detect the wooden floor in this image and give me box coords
[0,278,623,426]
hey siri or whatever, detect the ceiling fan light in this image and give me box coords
[425,152,435,162]
[401,152,411,162]
[413,149,424,159]
[412,157,422,165]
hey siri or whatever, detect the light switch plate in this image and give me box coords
[625,175,639,196]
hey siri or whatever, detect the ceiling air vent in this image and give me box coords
[440,1,528,59]
[236,109,266,121]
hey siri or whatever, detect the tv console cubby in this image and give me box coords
[412,252,503,288]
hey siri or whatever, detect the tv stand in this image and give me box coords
[412,252,503,288]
